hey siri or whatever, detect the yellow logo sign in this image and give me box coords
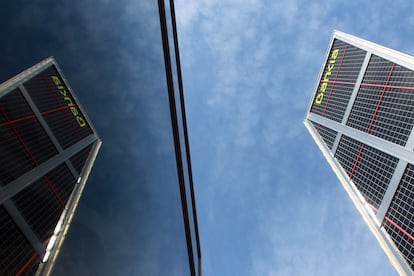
[315,48,339,104]
[51,76,87,127]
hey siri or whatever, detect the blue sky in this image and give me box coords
[1,0,413,275]
[173,0,414,275]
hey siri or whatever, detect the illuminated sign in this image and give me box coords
[315,48,340,104]
[51,76,87,127]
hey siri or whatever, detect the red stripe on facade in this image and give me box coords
[317,45,349,132]
[44,176,66,207]
[384,216,414,242]
[42,104,78,116]
[320,79,414,92]
[348,64,395,179]
[0,114,36,127]
[0,105,76,128]
[321,44,349,117]
[16,236,54,276]
[367,64,395,133]
[0,107,66,207]
[315,122,325,132]
[349,143,365,179]
[0,107,40,166]
[368,204,414,243]
[16,252,38,276]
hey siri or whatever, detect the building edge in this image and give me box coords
[0,57,102,275]
[304,33,336,120]
[305,30,414,123]
[304,120,412,275]
[36,139,102,276]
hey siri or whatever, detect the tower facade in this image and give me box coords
[304,31,414,275]
[0,58,101,275]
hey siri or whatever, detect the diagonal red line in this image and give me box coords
[317,45,349,132]
[16,235,54,275]
[384,216,414,242]
[1,108,66,273]
[321,44,349,117]
[0,107,66,207]
[42,104,78,116]
[348,64,395,179]
[361,82,414,91]
[0,104,76,128]
[0,113,36,128]
[368,204,414,243]
[349,143,365,179]
[0,107,40,166]
[320,79,414,92]
[16,252,38,276]
[367,64,395,133]
[44,175,66,207]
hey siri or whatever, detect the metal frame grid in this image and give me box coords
[0,58,102,276]
[310,121,337,150]
[0,206,40,275]
[309,39,366,123]
[334,135,398,209]
[70,144,94,175]
[37,140,102,276]
[347,55,414,146]
[0,89,58,185]
[12,163,76,243]
[305,119,412,275]
[304,31,414,275]
[24,65,93,149]
[382,163,414,270]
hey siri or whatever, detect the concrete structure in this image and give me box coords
[305,31,414,275]
[0,58,101,275]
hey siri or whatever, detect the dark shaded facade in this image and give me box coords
[0,58,101,275]
[0,0,201,275]
[305,31,414,275]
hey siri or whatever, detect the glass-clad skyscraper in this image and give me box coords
[305,31,414,275]
[0,57,102,275]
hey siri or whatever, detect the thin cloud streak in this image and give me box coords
[174,0,412,275]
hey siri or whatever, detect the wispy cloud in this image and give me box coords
[175,0,412,275]
[252,172,395,276]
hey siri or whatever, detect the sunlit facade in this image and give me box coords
[0,58,102,275]
[305,31,414,275]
